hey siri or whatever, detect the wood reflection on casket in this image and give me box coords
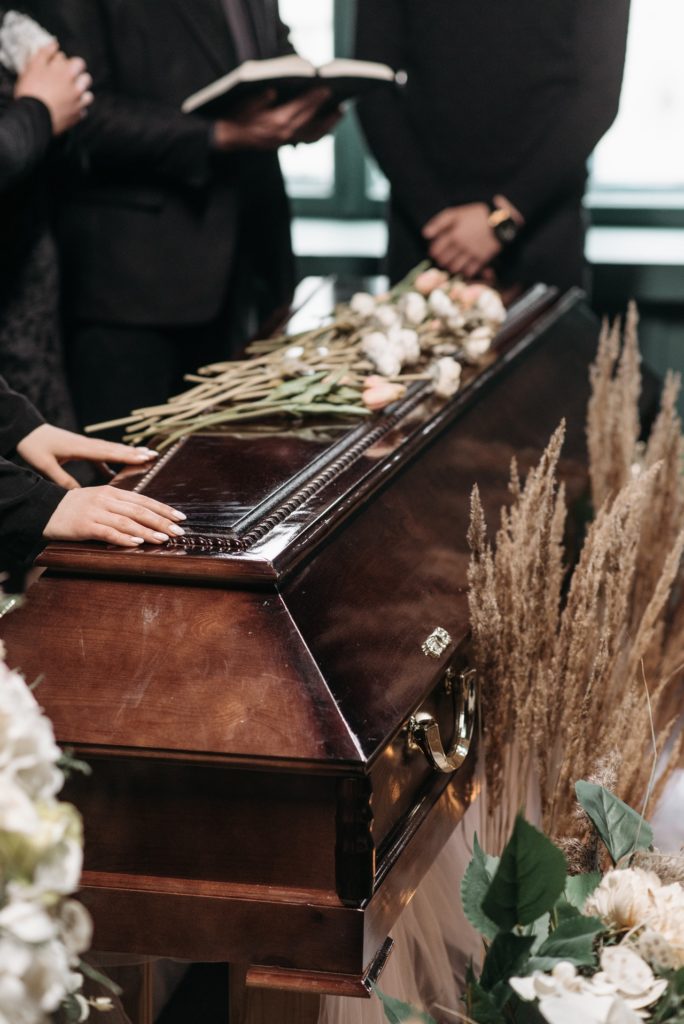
[0,285,599,998]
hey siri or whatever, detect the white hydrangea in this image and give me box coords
[0,657,95,1023]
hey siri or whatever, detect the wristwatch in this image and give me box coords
[487,202,520,246]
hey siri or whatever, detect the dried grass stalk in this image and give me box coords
[468,308,684,852]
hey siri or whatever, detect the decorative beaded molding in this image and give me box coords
[131,384,430,555]
[238,386,429,550]
[132,440,184,494]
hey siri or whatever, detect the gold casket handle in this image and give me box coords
[409,669,477,773]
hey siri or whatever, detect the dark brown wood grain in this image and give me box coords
[0,285,601,994]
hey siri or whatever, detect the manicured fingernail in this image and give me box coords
[132,537,145,545]
[134,448,158,460]
[152,531,169,542]
[171,510,187,521]
[169,525,185,536]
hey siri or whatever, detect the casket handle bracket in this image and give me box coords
[408,668,477,773]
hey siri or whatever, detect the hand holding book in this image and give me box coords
[211,85,339,152]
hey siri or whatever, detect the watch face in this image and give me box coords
[494,217,519,245]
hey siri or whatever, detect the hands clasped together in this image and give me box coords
[17,425,186,549]
[423,197,524,281]
[14,40,93,135]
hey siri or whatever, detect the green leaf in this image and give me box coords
[564,872,602,911]
[372,986,435,1024]
[462,835,501,940]
[466,979,508,1024]
[523,912,551,951]
[481,933,535,992]
[575,781,653,864]
[482,816,568,930]
[530,915,605,970]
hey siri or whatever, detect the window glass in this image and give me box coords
[278,0,335,198]
[591,0,684,190]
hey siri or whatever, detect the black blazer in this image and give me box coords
[0,376,64,570]
[25,0,295,327]
[356,0,630,287]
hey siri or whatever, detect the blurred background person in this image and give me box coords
[0,8,92,427]
[27,0,340,434]
[356,0,631,295]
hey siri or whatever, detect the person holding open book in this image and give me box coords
[24,0,340,434]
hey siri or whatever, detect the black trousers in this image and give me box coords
[67,301,255,440]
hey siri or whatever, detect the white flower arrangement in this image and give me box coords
[0,638,107,1023]
[0,10,54,74]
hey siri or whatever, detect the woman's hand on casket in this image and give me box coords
[43,486,186,547]
[17,424,159,490]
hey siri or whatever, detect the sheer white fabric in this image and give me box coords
[317,809,484,1024]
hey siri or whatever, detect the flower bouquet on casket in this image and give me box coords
[0,614,115,1024]
[376,782,684,1024]
[88,263,508,449]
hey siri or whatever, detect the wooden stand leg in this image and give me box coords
[228,964,320,1024]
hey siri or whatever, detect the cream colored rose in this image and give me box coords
[585,868,662,931]
[431,357,462,399]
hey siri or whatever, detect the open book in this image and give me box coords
[182,55,398,117]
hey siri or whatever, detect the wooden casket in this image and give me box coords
[0,285,599,998]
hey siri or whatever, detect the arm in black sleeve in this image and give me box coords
[355,0,452,231]
[0,458,65,569]
[0,96,52,191]
[26,0,214,188]
[500,0,630,222]
[0,377,65,568]
[0,375,45,455]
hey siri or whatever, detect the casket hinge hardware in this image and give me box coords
[421,626,452,659]
[407,668,477,773]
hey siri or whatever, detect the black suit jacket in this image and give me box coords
[26,0,295,327]
[356,0,630,289]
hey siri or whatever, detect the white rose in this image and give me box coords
[427,289,454,319]
[464,326,494,360]
[585,868,661,932]
[431,357,462,399]
[476,287,507,325]
[447,311,466,331]
[350,292,376,317]
[360,332,402,377]
[394,328,421,366]
[400,291,428,326]
[374,304,401,330]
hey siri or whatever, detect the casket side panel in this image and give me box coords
[0,578,361,765]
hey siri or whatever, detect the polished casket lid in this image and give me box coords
[12,285,596,775]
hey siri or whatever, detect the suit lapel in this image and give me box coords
[167,0,232,75]
[249,0,277,58]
